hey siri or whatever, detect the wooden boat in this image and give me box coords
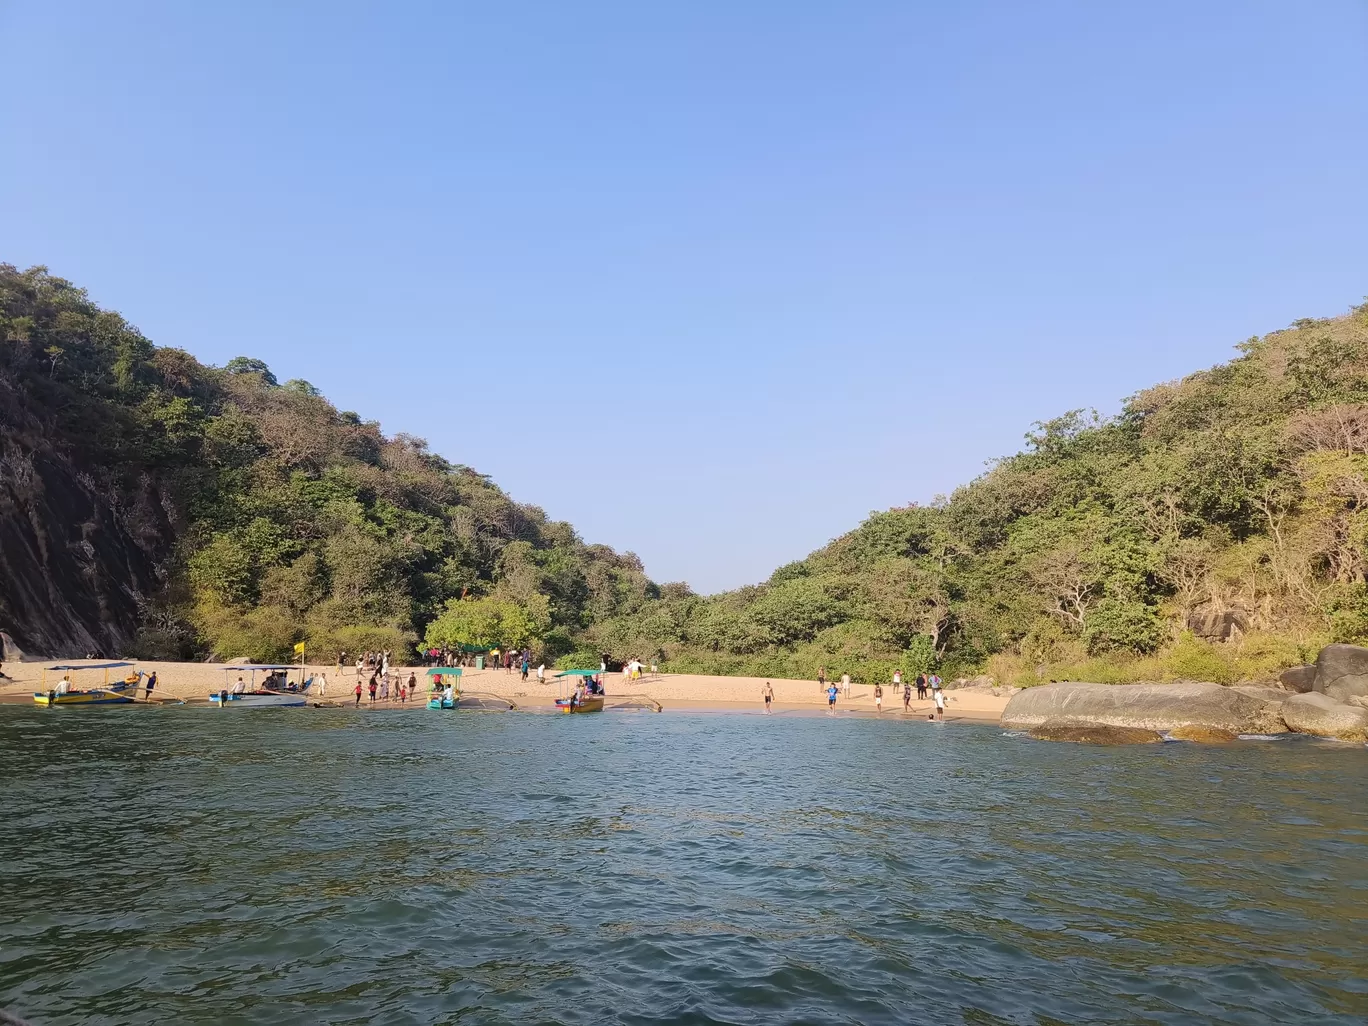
[34,662,140,706]
[425,668,462,709]
[211,664,310,708]
[553,670,606,714]
[555,694,605,714]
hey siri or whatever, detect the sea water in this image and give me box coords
[1,707,1365,1025]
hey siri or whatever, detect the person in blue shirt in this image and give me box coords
[826,683,838,710]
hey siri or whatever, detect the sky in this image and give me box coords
[3,2,1367,592]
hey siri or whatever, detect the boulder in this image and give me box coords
[1280,692,1368,740]
[1000,680,1287,734]
[1029,722,1164,745]
[1277,665,1317,693]
[1231,685,1292,706]
[1168,725,1239,743]
[1313,644,1368,702]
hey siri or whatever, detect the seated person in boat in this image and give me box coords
[443,684,456,704]
[54,675,74,695]
[231,676,247,694]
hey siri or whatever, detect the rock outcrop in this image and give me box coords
[1277,665,1316,692]
[1029,722,1164,744]
[1280,692,1368,740]
[1000,680,1288,734]
[1312,644,1368,702]
[1168,725,1239,743]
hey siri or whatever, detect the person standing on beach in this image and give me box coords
[521,655,530,681]
[368,675,378,705]
[826,682,838,711]
[407,671,417,697]
[934,688,946,720]
[818,666,827,694]
[903,680,912,711]
[763,681,774,713]
[354,681,362,707]
[841,672,851,698]
[893,668,902,691]
[916,673,928,700]
[536,663,545,684]
[930,673,942,698]
[316,672,327,698]
[874,683,883,713]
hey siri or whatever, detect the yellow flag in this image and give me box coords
[293,642,306,655]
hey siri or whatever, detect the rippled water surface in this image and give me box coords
[1,707,1366,1025]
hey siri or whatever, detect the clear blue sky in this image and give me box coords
[4,2,1366,592]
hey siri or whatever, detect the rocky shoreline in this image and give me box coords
[1003,644,1368,743]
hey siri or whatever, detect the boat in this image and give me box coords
[553,669,606,714]
[426,667,463,709]
[210,664,311,708]
[33,662,141,706]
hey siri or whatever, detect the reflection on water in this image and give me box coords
[1,708,1366,1025]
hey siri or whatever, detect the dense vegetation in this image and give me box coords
[0,265,657,662]
[4,263,1366,683]
[591,302,1368,685]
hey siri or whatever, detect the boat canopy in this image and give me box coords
[425,667,463,676]
[46,662,134,671]
[554,669,600,678]
[223,664,301,672]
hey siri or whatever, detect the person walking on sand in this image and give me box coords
[399,681,407,703]
[144,671,158,701]
[874,683,883,714]
[903,679,912,712]
[841,672,851,698]
[763,681,774,713]
[368,675,378,705]
[934,688,947,720]
[354,681,363,707]
[521,656,530,682]
[407,671,417,697]
[818,666,827,694]
[826,682,838,712]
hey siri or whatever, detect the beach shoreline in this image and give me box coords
[0,660,1008,722]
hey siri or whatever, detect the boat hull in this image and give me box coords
[555,696,605,714]
[209,692,307,708]
[33,690,134,706]
[427,697,459,709]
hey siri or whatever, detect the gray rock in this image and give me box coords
[1000,680,1288,734]
[1280,692,1368,740]
[1231,685,1292,706]
[1278,665,1316,693]
[1314,644,1368,702]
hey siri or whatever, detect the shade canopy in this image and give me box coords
[47,662,134,671]
[554,669,600,678]
[223,664,301,672]
[425,668,463,676]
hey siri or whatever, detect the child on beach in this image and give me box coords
[354,682,362,707]
[826,683,838,711]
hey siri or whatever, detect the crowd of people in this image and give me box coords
[789,667,950,719]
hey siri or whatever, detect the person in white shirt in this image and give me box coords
[54,675,73,695]
[536,663,545,683]
[232,676,247,694]
[316,672,327,697]
[443,683,455,704]
[841,672,851,697]
[934,689,947,720]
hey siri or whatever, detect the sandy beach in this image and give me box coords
[0,659,1009,721]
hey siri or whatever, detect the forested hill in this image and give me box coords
[5,264,1366,683]
[0,265,658,660]
[592,300,1368,685]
